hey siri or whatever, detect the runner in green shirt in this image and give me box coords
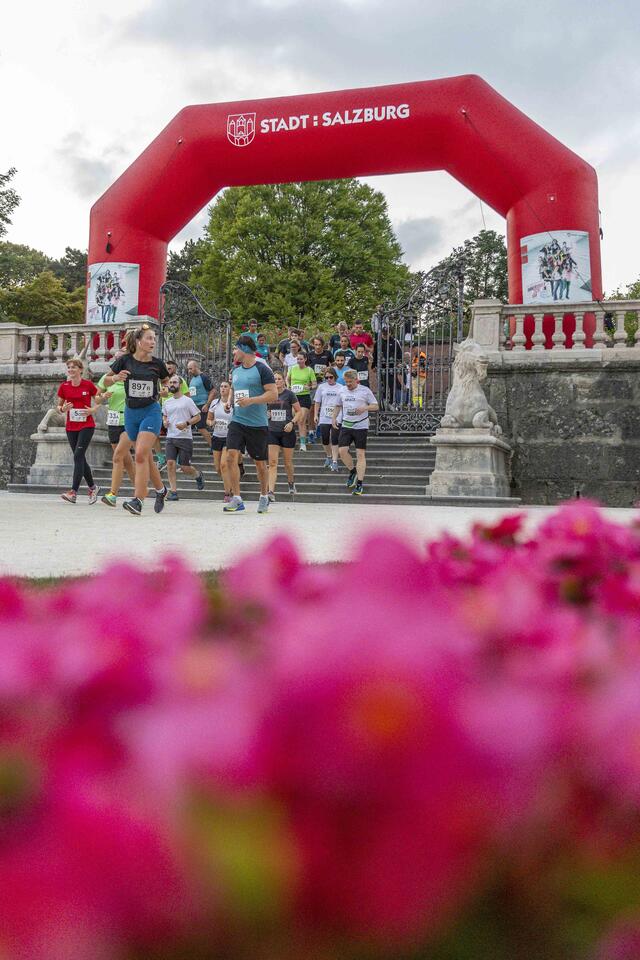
[97,368,135,506]
[286,353,317,451]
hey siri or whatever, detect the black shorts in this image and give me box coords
[226,421,269,461]
[338,427,368,450]
[268,429,296,449]
[319,423,340,446]
[108,424,126,444]
[166,437,193,465]
[295,394,312,409]
[198,410,209,430]
[211,436,227,453]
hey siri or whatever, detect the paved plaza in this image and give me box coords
[1,491,636,579]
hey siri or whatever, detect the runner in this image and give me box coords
[206,380,234,502]
[334,334,356,366]
[97,353,135,507]
[307,336,333,380]
[349,319,374,355]
[224,335,277,514]
[57,356,101,504]
[267,371,302,500]
[162,375,205,501]
[187,359,217,446]
[281,337,303,375]
[329,320,349,352]
[286,351,317,451]
[313,367,343,471]
[333,352,350,384]
[104,323,170,516]
[350,342,371,388]
[332,368,379,496]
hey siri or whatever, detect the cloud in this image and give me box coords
[395,215,443,263]
[121,0,640,148]
[56,133,127,201]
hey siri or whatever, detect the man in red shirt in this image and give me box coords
[349,320,374,354]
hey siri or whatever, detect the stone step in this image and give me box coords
[7,484,519,508]
[84,476,430,495]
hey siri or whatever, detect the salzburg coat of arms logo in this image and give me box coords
[226,113,256,147]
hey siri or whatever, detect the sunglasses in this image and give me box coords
[325,375,336,380]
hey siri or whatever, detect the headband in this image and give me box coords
[235,341,255,355]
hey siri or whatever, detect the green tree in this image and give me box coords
[0,241,53,287]
[167,239,207,283]
[0,168,20,239]
[50,247,88,292]
[194,180,409,329]
[0,270,84,326]
[606,276,640,341]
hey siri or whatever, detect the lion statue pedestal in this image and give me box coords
[428,338,513,500]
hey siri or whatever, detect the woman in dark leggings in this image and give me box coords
[57,357,101,504]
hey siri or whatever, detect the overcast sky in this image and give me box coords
[3,0,639,293]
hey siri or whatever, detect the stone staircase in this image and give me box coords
[8,431,518,506]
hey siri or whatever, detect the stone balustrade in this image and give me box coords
[471,299,640,356]
[0,318,158,370]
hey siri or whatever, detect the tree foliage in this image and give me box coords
[167,239,207,283]
[0,242,87,292]
[0,168,20,239]
[193,180,409,328]
[0,271,84,326]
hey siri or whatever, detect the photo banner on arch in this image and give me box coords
[520,231,591,306]
[86,262,140,323]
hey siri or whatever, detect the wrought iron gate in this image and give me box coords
[374,271,459,435]
[158,281,231,384]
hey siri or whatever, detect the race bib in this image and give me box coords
[213,421,228,437]
[357,370,368,381]
[270,409,287,422]
[344,405,360,419]
[314,364,324,374]
[107,409,120,426]
[129,379,153,399]
[69,408,88,423]
[189,386,197,397]
[234,389,249,407]
[291,383,304,394]
[323,405,335,418]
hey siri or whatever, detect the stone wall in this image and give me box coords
[485,354,640,506]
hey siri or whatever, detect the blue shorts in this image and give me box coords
[124,402,163,441]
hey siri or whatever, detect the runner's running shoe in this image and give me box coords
[101,492,117,507]
[288,482,297,494]
[156,454,167,470]
[346,468,357,489]
[299,438,307,451]
[223,494,232,503]
[223,496,245,513]
[195,471,205,491]
[154,486,167,514]
[323,457,332,468]
[61,490,76,504]
[268,491,276,503]
[166,491,179,502]
[87,485,100,505]
[257,495,270,514]
[330,461,339,472]
[123,497,142,516]
[353,481,364,496]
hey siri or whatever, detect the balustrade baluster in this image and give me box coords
[572,312,586,350]
[633,308,640,348]
[592,310,607,348]
[613,310,628,349]
[512,314,526,351]
[531,312,545,351]
[551,312,566,350]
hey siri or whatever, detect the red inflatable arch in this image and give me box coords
[88,75,601,320]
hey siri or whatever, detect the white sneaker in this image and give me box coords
[88,485,100,505]
[257,495,270,514]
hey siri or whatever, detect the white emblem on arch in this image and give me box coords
[227,113,256,147]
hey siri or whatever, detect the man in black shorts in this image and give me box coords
[225,336,277,513]
[332,368,378,497]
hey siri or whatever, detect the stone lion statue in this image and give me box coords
[440,338,502,434]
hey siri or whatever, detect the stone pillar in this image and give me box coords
[428,427,513,498]
[0,322,24,372]
[470,299,503,353]
[27,427,112,486]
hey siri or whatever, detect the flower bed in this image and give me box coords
[1,502,640,959]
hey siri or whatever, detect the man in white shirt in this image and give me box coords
[332,368,378,496]
[162,375,206,500]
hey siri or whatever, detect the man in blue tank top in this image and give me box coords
[225,335,277,513]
